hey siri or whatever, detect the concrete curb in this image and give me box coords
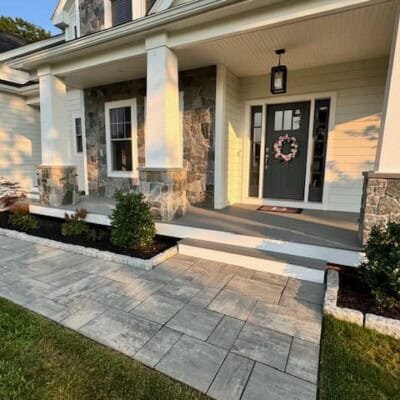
[0,227,177,271]
[324,269,400,339]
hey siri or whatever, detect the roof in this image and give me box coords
[0,32,26,53]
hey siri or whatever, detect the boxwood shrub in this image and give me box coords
[360,221,400,310]
[110,192,156,250]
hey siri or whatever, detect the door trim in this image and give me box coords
[242,92,337,209]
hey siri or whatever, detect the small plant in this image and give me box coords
[0,177,25,209]
[360,221,400,310]
[8,202,39,232]
[61,208,98,242]
[110,192,156,250]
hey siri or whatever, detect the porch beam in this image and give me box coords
[145,44,182,168]
[38,67,72,165]
[375,6,400,173]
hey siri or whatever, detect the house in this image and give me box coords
[0,0,399,268]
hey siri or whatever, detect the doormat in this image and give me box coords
[257,205,303,214]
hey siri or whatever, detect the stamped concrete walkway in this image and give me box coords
[0,236,324,400]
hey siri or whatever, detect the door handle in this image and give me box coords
[265,147,270,168]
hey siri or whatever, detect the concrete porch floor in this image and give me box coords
[57,196,361,252]
[0,236,322,400]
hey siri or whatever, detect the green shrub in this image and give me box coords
[110,192,156,250]
[360,221,400,310]
[61,208,98,242]
[8,203,39,232]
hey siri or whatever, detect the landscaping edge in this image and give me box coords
[324,269,400,339]
[0,227,178,270]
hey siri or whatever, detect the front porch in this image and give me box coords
[31,197,362,267]
[16,0,400,263]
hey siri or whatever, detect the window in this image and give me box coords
[249,106,263,197]
[74,117,83,154]
[112,0,132,26]
[105,99,137,178]
[308,99,331,202]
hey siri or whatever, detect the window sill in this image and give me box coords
[108,170,139,179]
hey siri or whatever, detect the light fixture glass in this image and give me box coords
[271,49,287,95]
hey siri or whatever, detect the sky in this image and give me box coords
[0,0,62,35]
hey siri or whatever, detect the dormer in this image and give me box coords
[52,0,160,40]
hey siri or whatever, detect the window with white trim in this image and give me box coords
[74,117,83,154]
[111,0,132,26]
[105,99,137,177]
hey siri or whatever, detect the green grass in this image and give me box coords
[0,298,210,400]
[319,316,400,400]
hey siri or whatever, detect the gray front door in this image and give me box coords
[263,101,311,200]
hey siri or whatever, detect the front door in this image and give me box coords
[263,101,311,200]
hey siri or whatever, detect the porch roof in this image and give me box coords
[60,0,397,89]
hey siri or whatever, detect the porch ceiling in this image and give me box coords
[176,0,398,76]
[63,0,397,88]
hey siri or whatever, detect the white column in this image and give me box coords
[38,68,72,166]
[375,8,400,173]
[145,44,182,168]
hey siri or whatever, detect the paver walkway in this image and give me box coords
[0,236,324,400]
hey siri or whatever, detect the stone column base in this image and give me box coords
[37,165,79,207]
[359,171,400,245]
[139,168,187,222]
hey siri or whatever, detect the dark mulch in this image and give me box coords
[0,212,178,260]
[336,266,400,320]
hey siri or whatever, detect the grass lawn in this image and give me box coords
[0,298,210,400]
[319,316,400,400]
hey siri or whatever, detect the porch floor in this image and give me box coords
[54,197,361,252]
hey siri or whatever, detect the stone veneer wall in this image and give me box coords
[180,66,216,206]
[37,166,79,207]
[139,168,187,221]
[79,0,105,36]
[84,66,216,206]
[84,79,146,197]
[359,172,400,244]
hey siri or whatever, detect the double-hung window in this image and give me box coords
[105,99,137,178]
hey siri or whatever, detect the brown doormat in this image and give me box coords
[257,205,303,214]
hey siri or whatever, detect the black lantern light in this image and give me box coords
[270,49,287,95]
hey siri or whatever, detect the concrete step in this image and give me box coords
[178,239,326,284]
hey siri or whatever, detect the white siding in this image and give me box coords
[67,89,86,191]
[65,2,78,41]
[239,57,388,212]
[0,91,41,191]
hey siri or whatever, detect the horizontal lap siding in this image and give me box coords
[0,92,41,191]
[226,69,244,204]
[239,57,388,212]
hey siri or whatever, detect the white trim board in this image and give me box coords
[29,204,364,267]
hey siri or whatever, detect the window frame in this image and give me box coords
[105,98,138,178]
[73,116,84,155]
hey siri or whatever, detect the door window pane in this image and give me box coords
[112,140,132,171]
[274,111,283,131]
[249,106,263,197]
[283,110,293,130]
[308,99,331,202]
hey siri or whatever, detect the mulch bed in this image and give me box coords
[0,212,178,260]
[335,266,400,320]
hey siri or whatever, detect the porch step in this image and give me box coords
[178,239,326,284]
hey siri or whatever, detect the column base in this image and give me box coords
[139,168,187,222]
[37,165,79,207]
[359,171,400,245]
